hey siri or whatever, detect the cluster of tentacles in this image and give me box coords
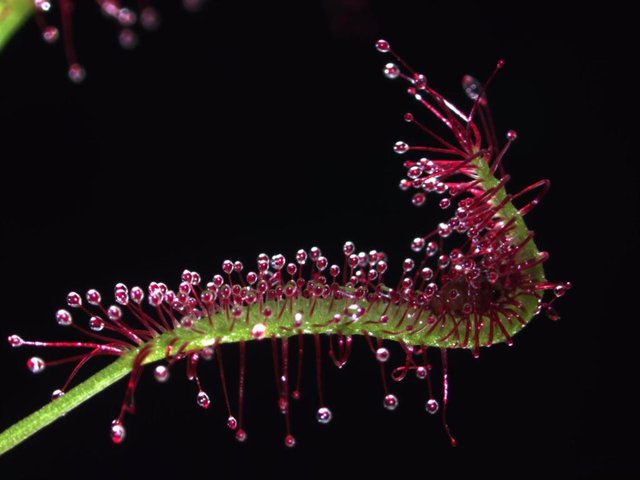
[29,0,204,82]
[6,39,569,448]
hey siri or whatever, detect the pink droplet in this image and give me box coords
[317,407,333,424]
[67,64,86,84]
[375,39,390,53]
[284,434,296,448]
[110,420,126,444]
[8,335,24,347]
[383,394,399,411]
[251,323,267,339]
[42,26,59,44]
[197,391,211,409]
[86,289,102,306]
[51,389,65,400]
[227,416,238,430]
[55,309,73,326]
[235,428,247,442]
[384,63,400,80]
[66,291,82,308]
[27,357,45,374]
[394,140,409,154]
[375,347,390,363]
[154,365,170,383]
[425,398,439,414]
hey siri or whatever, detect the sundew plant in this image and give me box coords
[0,0,571,462]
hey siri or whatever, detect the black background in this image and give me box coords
[0,1,637,479]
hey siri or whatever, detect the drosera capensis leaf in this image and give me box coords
[0,38,570,456]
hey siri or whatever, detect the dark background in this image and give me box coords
[0,1,637,479]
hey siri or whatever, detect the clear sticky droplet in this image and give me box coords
[89,316,105,332]
[394,140,409,154]
[110,420,126,444]
[251,323,266,339]
[107,305,122,321]
[384,62,400,79]
[197,391,211,409]
[67,64,86,84]
[317,407,333,424]
[154,365,170,383]
[34,0,51,12]
[284,434,296,448]
[375,347,390,362]
[86,289,102,305]
[235,428,247,442]
[42,26,59,43]
[278,397,288,414]
[27,357,45,374]
[66,291,82,308]
[438,222,452,238]
[383,394,399,411]
[416,366,428,380]
[412,193,426,206]
[462,74,484,102]
[227,416,238,430]
[425,398,439,414]
[375,39,390,53]
[7,335,24,347]
[201,347,215,361]
[51,389,65,400]
[55,309,73,326]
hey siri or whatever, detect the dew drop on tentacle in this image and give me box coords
[554,282,572,297]
[227,416,238,430]
[27,357,46,374]
[55,309,73,326]
[42,26,59,44]
[51,389,65,400]
[284,434,296,448]
[110,420,126,444]
[383,394,399,411]
[394,141,409,154]
[235,429,247,443]
[89,316,105,332]
[154,365,170,383]
[384,63,400,79]
[462,74,485,104]
[66,292,82,308]
[376,348,390,363]
[425,399,439,414]
[34,0,51,12]
[67,64,87,84]
[197,391,211,409]
[316,407,333,424]
[375,39,391,53]
[86,289,102,306]
[201,347,215,361]
[412,193,426,206]
[7,335,24,347]
[251,323,267,339]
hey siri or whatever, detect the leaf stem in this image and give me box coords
[0,0,34,53]
[0,354,131,456]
